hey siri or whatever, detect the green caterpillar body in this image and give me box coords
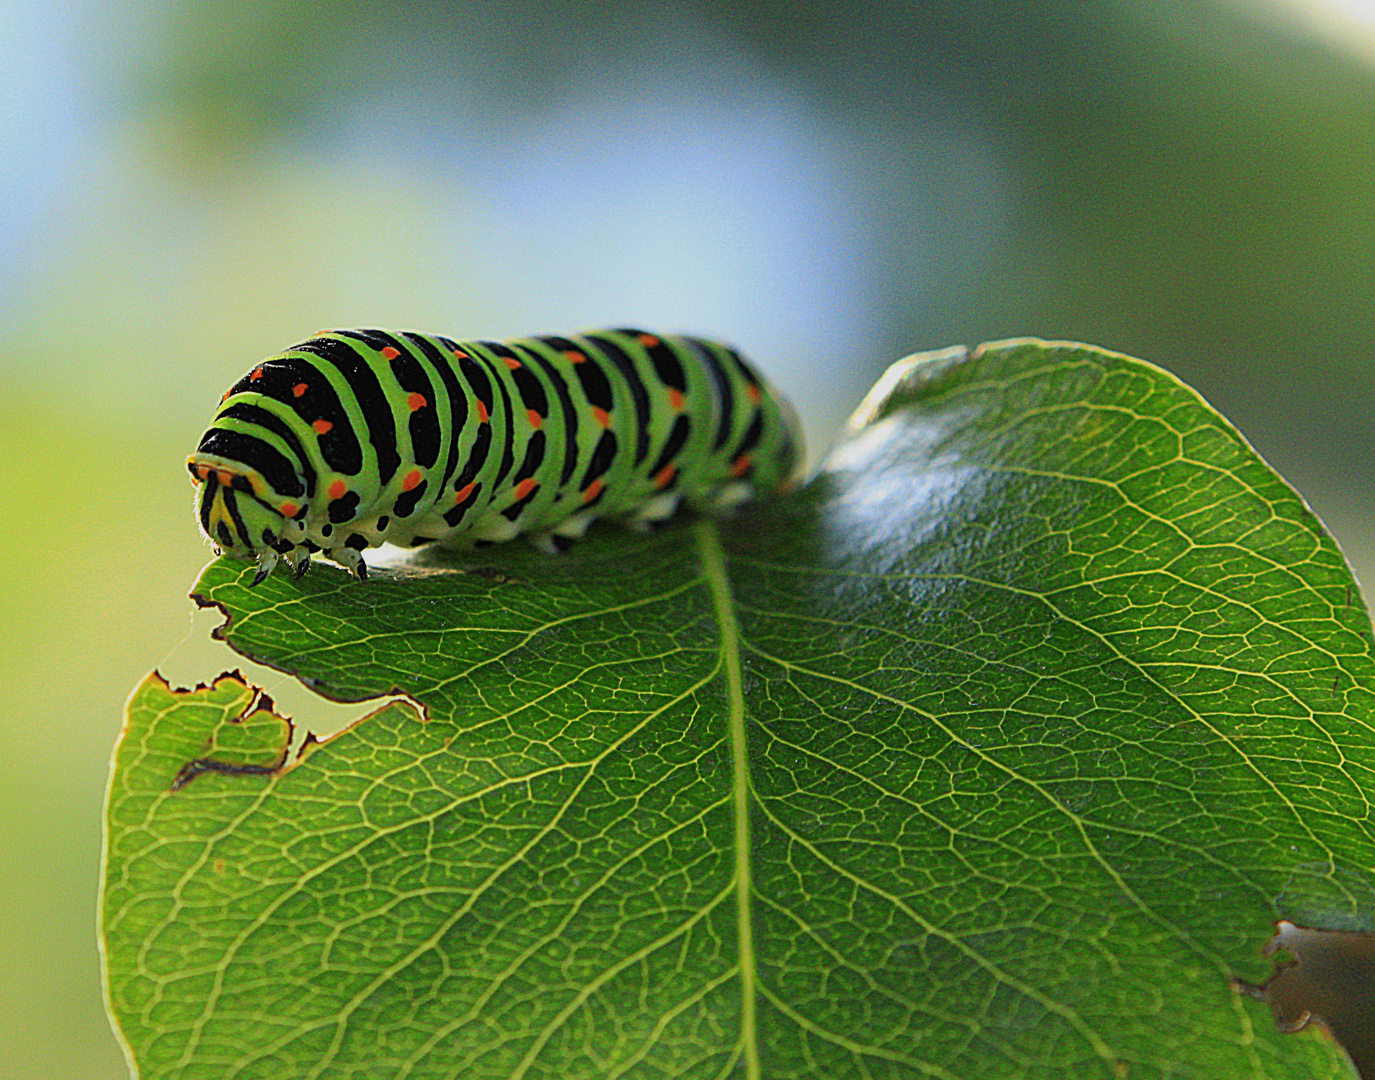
[190,328,803,582]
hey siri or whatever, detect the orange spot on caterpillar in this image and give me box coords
[638,333,660,347]
[216,470,235,486]
[249,367,264,381]
[582,479,603,502]
[667,388,684,411]
[454,482,476,503]
[280,501,299,518]
[328,479,347,500]
[746,384,762,404]
[313,419,333,434]
[730,454,752,477]
[220,390,231,403]
[503,356,521,370]
[592,407,610,429]
[565,350,585,364]
[476,400,489,423]
[450,349,469,360]
[402,469,422,491]
[654,464,676,489]
[513,477,537,500]
[407,392,427,411]
[526,409,543,429]
[196,465,211,481]
[292,383,308,397]
[381,346,400,360]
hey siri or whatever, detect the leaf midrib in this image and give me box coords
[694,519,760,1080]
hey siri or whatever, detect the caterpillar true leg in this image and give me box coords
[250,548,279,587]
[331,547,368,581]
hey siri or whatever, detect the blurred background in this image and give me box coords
[2,0,1374,1074]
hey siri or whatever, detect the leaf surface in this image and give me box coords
[104,340,1374,1078]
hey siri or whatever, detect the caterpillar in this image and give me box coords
[189,327,803,583]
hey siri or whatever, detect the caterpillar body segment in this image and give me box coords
[190,328,803,581]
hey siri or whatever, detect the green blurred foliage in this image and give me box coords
[123,0,1375,435]
[4,0,1374,1076]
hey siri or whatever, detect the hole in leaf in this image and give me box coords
[1242,921,1375,1077]
[163,599,421,752]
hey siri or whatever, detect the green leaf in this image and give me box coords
[103,340,1372,1079]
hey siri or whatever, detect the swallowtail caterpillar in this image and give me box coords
[189,328,803,582]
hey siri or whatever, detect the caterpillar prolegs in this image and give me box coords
[189,328,803,582]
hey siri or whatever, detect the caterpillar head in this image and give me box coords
[188,458,305,582]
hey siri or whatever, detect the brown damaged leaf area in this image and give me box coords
[1239,921,1375,1078]
[170,699,291,790]
[125,671,295,792]
[126,669,427,793]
